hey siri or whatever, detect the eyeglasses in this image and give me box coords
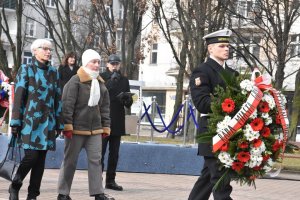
[38,46,53,52]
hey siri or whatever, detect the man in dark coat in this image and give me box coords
[188,29,238,200]
[100,54,133,191]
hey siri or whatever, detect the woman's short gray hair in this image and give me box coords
[30,39,52,54]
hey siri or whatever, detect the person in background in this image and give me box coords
[188,29,238,200]
[9,38,64,200]
[58,52,79,90]
[57,49,114,200]
[100,54,133,191]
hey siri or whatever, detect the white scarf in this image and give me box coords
[83,67,101,107]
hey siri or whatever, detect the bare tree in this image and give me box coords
[226,0,300,88]
[151,0,229,139]
[0,0,23,77]
[225,0,300,141]
[289,70,300,141]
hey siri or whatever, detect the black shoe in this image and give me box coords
[95,194,115,200]
[26,198,36,200]
[105,182,123,191]
[57,194,72,200]
[9,185,19,200]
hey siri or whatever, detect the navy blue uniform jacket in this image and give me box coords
[189,57,238,156]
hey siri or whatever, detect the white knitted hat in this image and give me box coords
[82,49,101,67]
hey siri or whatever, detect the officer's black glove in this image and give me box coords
[11,126,21,137]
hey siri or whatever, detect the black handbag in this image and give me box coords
[0,136,21,181]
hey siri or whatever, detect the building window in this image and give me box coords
[116,31,122,51]
[119,5,124,19]
[4,0,16,9]
[142,90,166,121]
[290,34,300,57]
[23,52,32,64]
[45,27,51,39]
[46,0,55,7]
[105,5,112,19]
[233,36,260,59]
[150,43,158,64]
[25,18,36,37]
[93,35,100,48]
[69,0,75,10]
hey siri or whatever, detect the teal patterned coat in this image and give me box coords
[10,57,64,150]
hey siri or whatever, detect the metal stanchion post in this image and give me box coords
[136,97,143,143]
[150,96,157,143]
[193,107,199,145]
[182,95,189,147]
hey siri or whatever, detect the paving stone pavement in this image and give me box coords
[0,169,300,200]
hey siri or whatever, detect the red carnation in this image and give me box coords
[258,101,270,113]
[272,140,282,152]
[276,114,281,124]
[253,165,262,170]
[220,142,229,151]
[252,139,262,148]
[237,151,251,163]
[232,162,244,172]
[238,141,249,149]
[263,154,270,161]
[221,98,235,113]
[261,127,271,138]
[250,118,264,131]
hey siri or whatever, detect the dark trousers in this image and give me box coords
[11,149,47,198]
[188,156,232,200]
[101,135,121,183]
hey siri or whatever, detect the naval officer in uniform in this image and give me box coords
[188,29,238,200]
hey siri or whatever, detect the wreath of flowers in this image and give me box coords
[0,80,10,108]
[198,69,288,188]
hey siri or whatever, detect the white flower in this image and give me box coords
[218,152,234,167]
[216,116,231,134]
[243,124,260,141]
[250,142,266,155]
[262,93,276,109]
[265,117,273,125]
[249,109,258,119]
[263,158,274,172]
[1,81,10,92]
[240,79,254,94]
[279,93,287,105]
[261,113,269,119]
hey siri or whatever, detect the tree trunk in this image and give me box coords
[289,70,300,141]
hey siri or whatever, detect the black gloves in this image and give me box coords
[11,126,21,137]
[111,71,121,81]
[121,93,133,107]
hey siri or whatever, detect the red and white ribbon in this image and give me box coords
[212,69,289,153]
[212,86,263,152]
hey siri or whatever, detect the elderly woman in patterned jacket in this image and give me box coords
[9,38,64,200]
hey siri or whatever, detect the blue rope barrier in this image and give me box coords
[189,103,199,129]
[155,103,184,134]
[140,104,151,121]
[143,102,184,134]
[140,101,200,134]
